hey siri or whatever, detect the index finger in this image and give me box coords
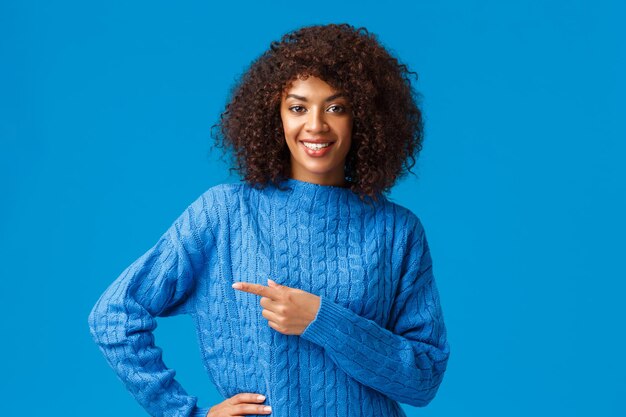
[232,282,275,298]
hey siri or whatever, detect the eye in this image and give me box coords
[327,104,346,113]
[289,105,306,113]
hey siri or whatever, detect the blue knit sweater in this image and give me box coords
[88,177,450,417]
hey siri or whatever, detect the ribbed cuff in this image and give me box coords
[300,295,353,348]
[191,406,210,417]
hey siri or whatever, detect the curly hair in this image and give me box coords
[210,23,424,202]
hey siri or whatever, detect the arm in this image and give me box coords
[300,217,450,407]
[88,191,214,417]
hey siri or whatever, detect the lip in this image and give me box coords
[299,140,335,157]
[300,139,335,144]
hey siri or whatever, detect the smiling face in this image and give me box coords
[280,75,353,187]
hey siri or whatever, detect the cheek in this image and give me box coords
[283,125,296,141]
[280,115,298,138]
[339,119,353,139]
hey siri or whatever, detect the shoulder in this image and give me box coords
[200,182,244,202]
[185,182,246,214]
[174,182,244,227]
[379,197,425,235]
[376,197,430,261]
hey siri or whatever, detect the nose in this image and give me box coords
[305,107,329,133]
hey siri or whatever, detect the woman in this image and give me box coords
[89,23,450,417]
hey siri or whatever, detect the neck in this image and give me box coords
[288,170,348,188]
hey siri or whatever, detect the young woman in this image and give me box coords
[89,23,450,417]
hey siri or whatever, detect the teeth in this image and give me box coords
[303,142,331,150]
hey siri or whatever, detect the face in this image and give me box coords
[280,75,353,187]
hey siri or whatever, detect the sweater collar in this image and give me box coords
[280,177,353,193]
[269,177,384,214]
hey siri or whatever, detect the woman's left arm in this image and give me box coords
[300,219,451,407]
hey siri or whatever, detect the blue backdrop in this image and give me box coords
[1,1,624,416]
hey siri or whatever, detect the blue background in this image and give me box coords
[1,1,624,416]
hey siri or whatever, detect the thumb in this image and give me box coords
[267,278,281,288]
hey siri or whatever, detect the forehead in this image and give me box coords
[282,75,342,98]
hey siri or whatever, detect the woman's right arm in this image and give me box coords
[88,191,214,417]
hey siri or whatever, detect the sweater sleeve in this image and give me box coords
[299,217,450,407]
[88,192,213,417]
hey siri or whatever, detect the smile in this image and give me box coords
[302,142,331,150]
[299,141,335,157]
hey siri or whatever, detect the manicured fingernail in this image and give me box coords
[232,283,242,289]
[257,395,266,401]
[264,406,272,412]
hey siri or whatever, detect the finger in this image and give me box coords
[232,282,275,298]
[259,296,280,310]
[261,308,282,323]
[267,320,283,333]
[230,393,267,404]
[235,403,272,415]
[268,278,290,290]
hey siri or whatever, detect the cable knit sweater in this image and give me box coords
[88,177,450,417]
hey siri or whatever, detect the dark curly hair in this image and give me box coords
[210,23,424,202]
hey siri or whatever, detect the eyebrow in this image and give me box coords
[285,92,347,102]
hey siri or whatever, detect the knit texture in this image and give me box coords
[88,177,450,417]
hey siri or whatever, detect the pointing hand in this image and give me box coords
[232,278,321,336]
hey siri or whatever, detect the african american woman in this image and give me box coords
[88,23,451,417]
